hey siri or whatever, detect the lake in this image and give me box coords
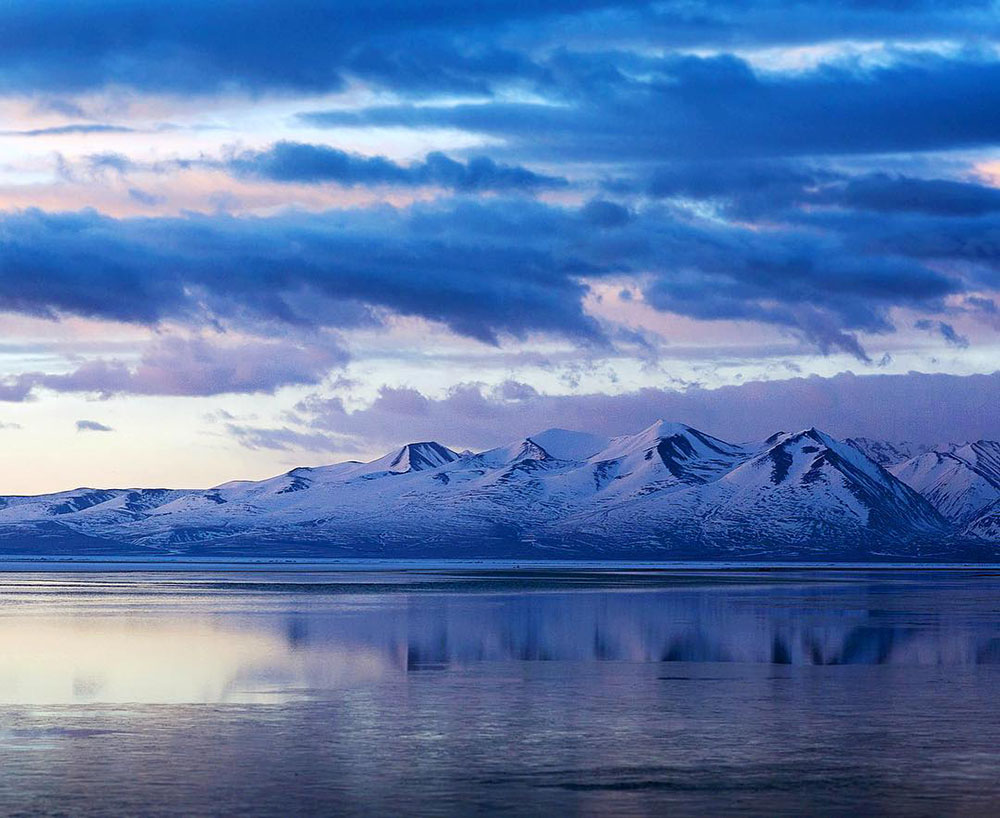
[0,566,997,816]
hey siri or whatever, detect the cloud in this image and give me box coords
[127,188,166,206]
[0,0,615,95]
[227,143,567,192]
[0,205,604,345]
[624,159,834,215]
[915,319,971,349]
[0,0,995,491]
[966,295,998,314]
[535,1,1000,52]
[32,335,348,398]
[1,123,133,137]
[835,174,1000,217]
[0,379,34,402]
[277,371,1000,455]
[580,199,632,228]
[2,1,998,98]
[963,296,1000,329]
[86,153,134,174]
[225,424,356,453]
[630,162,1000,221]
[0,334,349,402]
[76,420,114,432]
[1,195,991,360]
[303,51,1000,160]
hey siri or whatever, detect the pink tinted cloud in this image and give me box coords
[0,165,440,217]
[5,335,348,399]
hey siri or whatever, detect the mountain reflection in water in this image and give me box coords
[0,568,996,704]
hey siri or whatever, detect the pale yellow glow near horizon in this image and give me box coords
[0,617,391,703]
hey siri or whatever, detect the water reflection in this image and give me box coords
[0,569,997,703]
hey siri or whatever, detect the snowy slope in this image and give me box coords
[572,428,947,554]
[966,499,1000,542]
[0,423,989,559]
[892,441,1000,525]
[846,438,934,466]
[586,421,753,499]
[357,441,459,475]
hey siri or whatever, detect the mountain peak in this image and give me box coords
[638,419,693,440]
[714,426,946,538]
[387,441,458,473]
[776,427,842,450]
[750,426,897,491]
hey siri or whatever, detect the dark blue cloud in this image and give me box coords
[228,142,566,192]
[0,205,603,345]
[789,209,1000,290]
[0,0,616,95]
[3,1,999,97]
[0,197,984,360]
[608,159,836,219]
[836,174,1000,216]
[628,213,959,359]
[580,199,633,228]
[915,319,971,348]
[342,32,549,97]
[629,162,1000,221]
[525,1,1000,53]
[304,51,1000,160]
[637,160,830,201]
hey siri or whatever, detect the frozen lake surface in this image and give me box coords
[0,567,998,816]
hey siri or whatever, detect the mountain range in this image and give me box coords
[1,421,998,560]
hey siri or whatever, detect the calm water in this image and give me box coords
[0,567,998,816]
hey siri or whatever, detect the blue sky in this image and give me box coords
[0,0,998,492]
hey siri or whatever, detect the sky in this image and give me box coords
[1,0,999,493]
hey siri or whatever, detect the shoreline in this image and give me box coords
[0,556,998,572]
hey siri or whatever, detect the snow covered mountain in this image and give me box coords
[0,423,994,560]
[573,428,948,557]
[890,441,1000,527]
